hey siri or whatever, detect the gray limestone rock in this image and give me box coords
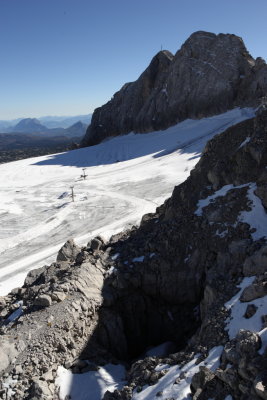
[56,238,81,262]
[240,282,267,302]
[29,379,53,400]
[90,237,103,251]
[254,373,267,400]
[33,294,52,307]
[244,304,258,319]
[235,330,261,357]
[0,338,25,373]
[191,366,215,392]
[243,245,267,276]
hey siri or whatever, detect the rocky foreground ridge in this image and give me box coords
[1,106,267,399]
[81,31,267,147]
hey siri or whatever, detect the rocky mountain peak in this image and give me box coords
[178,31,254,65]
[12,118,48,133]
[81,31,267,147]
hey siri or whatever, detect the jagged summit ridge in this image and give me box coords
[81,31,267,147]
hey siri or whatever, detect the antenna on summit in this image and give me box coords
[161,44,163,51]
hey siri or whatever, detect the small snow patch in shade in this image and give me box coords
[55,363,126,400]
[107,266,117,276]
[258,328,267,355]
[238,183,267,240]
[195,183,249,216]
[225,396,233,400]
[132,256,144,262]
[4,305,23,325]
[132,346,223,400]
[111,253,120,260]
[238,136,250,149]
[225,276,267,340]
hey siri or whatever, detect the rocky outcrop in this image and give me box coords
[82,31,267,146]
[1,107,267,399]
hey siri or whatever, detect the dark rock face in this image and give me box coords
[82,50,174,146]
[82,31,267,147]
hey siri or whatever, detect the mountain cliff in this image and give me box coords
[81,31,267,147]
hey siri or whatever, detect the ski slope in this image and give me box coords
[0,108,254,295]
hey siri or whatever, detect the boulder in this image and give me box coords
[235,330,261,357]
[244,304,258,319]
[30,379,53,400]
[243,246,267,276]
[51,291,66,302]
[24,266,46,287]
[56,239,81,262]
[88,235,106,251]
[254,373,267,400]
[0,338,25,373]
[240,282,267,302]
[33,294,52,307]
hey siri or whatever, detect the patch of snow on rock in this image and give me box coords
[238,183,267,240]
[225,276,267,339]
[55,363,126,400]
[132,346,223,400]
[195,184,248,216]
[238,136,250,149]
[132,256,144,262]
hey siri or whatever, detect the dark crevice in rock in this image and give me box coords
[81,289,202,362]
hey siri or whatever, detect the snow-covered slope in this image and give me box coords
[0,108,254,295]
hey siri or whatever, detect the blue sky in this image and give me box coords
[1,0,267,120]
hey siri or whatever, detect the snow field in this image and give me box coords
[0,108,254,295]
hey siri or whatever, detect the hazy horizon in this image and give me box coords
[0,113,92,123]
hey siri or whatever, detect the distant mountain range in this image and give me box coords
[0,117,90,139]
[11,118,49,133]
[0,114,92,133]
[38,114,92,129]
[0,117,90,162]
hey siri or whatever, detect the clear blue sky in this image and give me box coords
[1,0,267,120]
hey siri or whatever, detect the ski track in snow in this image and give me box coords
[0,108,254,295]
